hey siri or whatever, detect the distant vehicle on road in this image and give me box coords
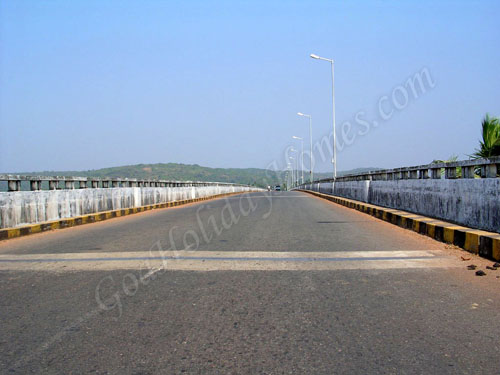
[274,185,281,191]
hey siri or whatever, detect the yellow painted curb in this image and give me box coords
[443,227,457,244]
[0,191,255,241]
[493,238,500,260]
[301,189,500,261]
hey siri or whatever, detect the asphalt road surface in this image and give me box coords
[1,191,499,374]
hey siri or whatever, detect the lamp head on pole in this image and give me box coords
[310,53,333,63]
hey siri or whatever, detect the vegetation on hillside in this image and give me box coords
[16,163,381,188]
[23,164,282,188]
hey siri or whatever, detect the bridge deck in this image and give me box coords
[1,191,499,374]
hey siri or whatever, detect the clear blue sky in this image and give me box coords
[1,0,499,173]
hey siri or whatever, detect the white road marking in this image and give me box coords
[0,250,461,272]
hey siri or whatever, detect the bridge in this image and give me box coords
[0,159,499,373]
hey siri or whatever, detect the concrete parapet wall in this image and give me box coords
[303,179,500,233]
[0,185,255,229]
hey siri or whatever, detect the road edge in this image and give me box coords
[0,191,256,241]
[299,189,500,261]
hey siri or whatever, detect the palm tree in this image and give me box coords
[472,114,500,158]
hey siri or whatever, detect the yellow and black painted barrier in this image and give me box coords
[300,189,500,261]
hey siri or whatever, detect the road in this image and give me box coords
[0,191,499,374]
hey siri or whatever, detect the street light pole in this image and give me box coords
[310,53,336,179]
[297,112,313,183]
[295,157,299,187]
[286,161,292,191]
[292,136,304,184]
[289,157,295,188]
[290,147,299,187]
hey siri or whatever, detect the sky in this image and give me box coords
[1,0,499,173]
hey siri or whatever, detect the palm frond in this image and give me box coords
[473,114,500,159]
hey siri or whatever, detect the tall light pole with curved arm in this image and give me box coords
[310,53,336,179]
[297,112,313,183]
[287,167,292,191]
[292,136,304,184]
[290,148,298,187]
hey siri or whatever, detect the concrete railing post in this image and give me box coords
[91,180,99,188]
[431,168,441,179]
[30,180,41,191]
[49,180,58,190]
[485,164,497,178]
[65,180,75,189]
[79,180,87,189]
[480,166,486,178]
[445,167,457,179]
[7,180,21,192]
[419,169,429,179]
[462,166,474,179]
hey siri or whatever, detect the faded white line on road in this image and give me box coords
[0,250,461,272]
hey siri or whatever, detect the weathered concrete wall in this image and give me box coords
[303,179,500,233]
[0,185,255,229]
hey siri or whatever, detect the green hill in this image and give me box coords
[20,163,283,188]
[14,163,382,188]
